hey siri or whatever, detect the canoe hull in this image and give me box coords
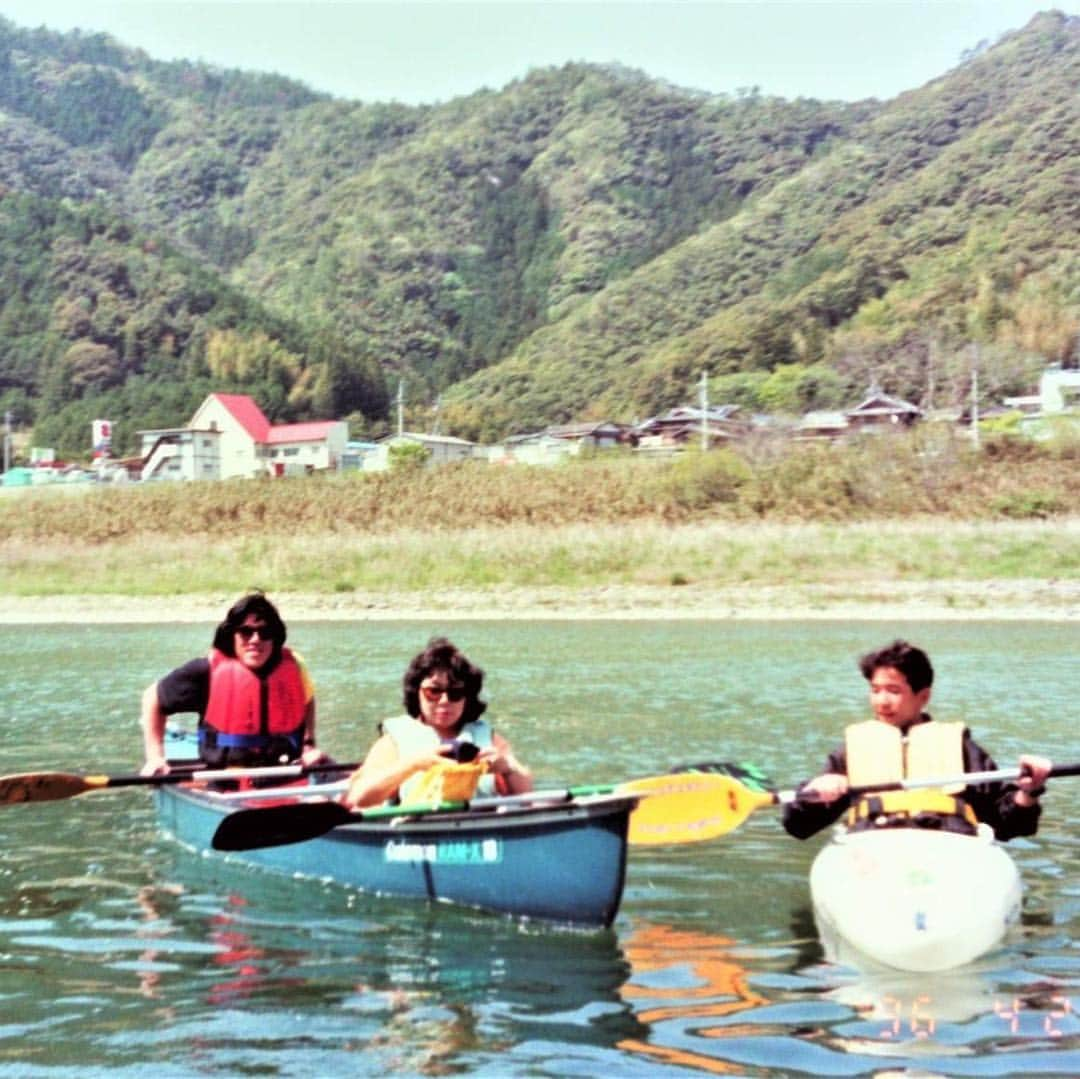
[809,827,1022,972]
[156,784,633,928]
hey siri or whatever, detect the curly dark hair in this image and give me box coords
[402,637,487,727]
[212,592,287,662]
[858,639,934,694]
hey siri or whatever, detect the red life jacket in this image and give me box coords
[199,647,307,765]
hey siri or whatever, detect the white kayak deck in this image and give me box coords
[809,825,1022,972]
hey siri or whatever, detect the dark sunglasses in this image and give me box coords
[236,625,271,642]
[420,683,466,702]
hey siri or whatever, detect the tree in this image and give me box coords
[758,362,848,414]
[389,440,430,471]
[64,340,123,395]
[205,329,303,390]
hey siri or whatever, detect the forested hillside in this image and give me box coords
[0,11,1075,454]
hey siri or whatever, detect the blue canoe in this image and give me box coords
[155,782,635,928]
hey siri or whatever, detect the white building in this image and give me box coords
[139,393,348,481]
[138,427,223,482]
[1037,367,1080,413]
[1013,366,1080,440]
[264,420,351,476]
[362,432,477,472]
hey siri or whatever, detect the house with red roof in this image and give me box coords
[138,393,348,481]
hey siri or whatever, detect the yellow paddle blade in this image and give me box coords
[0,771,108,804]
[622,772,777,846]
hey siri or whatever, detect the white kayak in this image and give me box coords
[809,825,1022,972]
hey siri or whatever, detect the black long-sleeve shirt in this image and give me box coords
[782,720,1042,842]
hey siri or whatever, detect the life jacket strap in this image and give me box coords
[846,789,978,835]
[199,730,302,752]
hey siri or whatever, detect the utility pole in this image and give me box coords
[396,379,404,437]
[699,371,709,451]
[2,409,10,474]
[926,339,936,413]
[970,345,980,450]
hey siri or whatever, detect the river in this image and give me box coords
[0,619,1077,1076]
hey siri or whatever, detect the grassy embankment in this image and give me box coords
[1,431,1078,600]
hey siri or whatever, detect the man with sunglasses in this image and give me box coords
[344,637,532,808]
[139,592,324,775]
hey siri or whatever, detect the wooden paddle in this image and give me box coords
[210,769,761,852]
[650,760,1080,841]
[0,760,360,805]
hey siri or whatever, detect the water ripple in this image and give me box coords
[1,621,1078,1076]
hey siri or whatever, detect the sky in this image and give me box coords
[0,1,1075,105]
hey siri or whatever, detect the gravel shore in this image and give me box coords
[2,579,1079,623]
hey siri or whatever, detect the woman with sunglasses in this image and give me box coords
[343,637,532,808]
[139,592,325,775]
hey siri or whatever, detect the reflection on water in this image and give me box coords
[0,620,1078,1075]
[611,919,1080,1076]
[141,846,646,1075]
[618,923,768,1073]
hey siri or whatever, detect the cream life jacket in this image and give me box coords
[381,714,497,803]
[843,719,978,829]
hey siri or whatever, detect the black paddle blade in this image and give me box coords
[212,800,355,851]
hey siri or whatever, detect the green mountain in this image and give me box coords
[0,11,1075,454]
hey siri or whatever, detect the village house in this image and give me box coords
[488,421,634,465]
[138,393,348,481]
[795,410,851,442]
[846,393,924,429]
[545,421,634,449]
[633,406,750,453]
[1015,365,1080,439]
[361,431,477,471]
[844,391,923,431]
[341,440,379,471]
[487,431,569,466]
[1034,366,1080,414]
[796,391,923,442]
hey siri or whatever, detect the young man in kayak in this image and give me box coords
[343,637,532,808]
[139,592,327,776]
[782,639,1052,840]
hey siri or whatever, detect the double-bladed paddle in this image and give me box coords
[209,768,772,852]
[0,760,360,805]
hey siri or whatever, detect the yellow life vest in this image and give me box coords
[844,719,978,829]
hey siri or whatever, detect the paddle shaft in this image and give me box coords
[209,780,613,806]
[349,782,620,819]
[106,760,361,788]
[0,760,361,804]
[774,760,1080,806]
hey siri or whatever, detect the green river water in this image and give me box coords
[0,619,1076,1076]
